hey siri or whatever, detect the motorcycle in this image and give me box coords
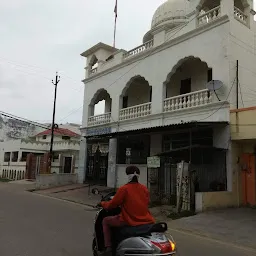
[91,188,176,256]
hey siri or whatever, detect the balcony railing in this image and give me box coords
[123,40,154,59]
[119,102,151,121]
[88,112,111,126]
[234,7,247,25]
[88,67,98,77]
[163,89,213,113]
[198,6,221,26]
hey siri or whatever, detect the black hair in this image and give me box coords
[126,165,140,183]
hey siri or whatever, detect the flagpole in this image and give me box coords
[113,17,117,48]
[113,0,117,48]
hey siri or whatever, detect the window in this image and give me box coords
[180,78,191,95]
[12,152,18,162]
[149,87,152,102]
[62,136,71,140]
[43,135,47,139]
[117,135,150,164]
[21,152,29,162]
[123,96,128,108]
[208,68,212,82]
[4,152,10,162]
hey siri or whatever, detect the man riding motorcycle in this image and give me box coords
[99,165,155,256]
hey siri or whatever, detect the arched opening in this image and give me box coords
[22,171,25,180]
[164,57,213,112]
[89,55,99,75]
[120,76,152,120]
[121,76,152,108]
[197,0,221,25]
[198,0,220,12]
[88,89,112,126]
[234,0,249,24]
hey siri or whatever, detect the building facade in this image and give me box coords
[0,126,81,180]
[78,0,256,211]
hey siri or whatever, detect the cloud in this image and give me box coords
[0,0,166,124]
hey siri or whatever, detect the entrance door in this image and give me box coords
[64,157,72,173]
[241,154,256,206]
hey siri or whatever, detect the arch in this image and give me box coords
[197,0,220,11]
[22,171,25,179]
[89,88,111,106]
[164,56,211,85]
[164,56,212,99]
[121,75,151,97]
[89,54,98,67]
[234,0,249,10]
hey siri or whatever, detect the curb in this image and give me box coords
[168,227,256,253]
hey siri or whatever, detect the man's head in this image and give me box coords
[126,165,140,183]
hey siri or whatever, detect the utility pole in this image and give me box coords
[49,72,60,172]
[236,60,239,109]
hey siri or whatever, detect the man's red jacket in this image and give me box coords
[101,182,155,226]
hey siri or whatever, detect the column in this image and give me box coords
[77,138,87,183]
[151,84,164,115]
[107,138,117,188]
[220,0,234,17]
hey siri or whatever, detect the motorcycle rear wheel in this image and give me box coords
[92,238,98,256]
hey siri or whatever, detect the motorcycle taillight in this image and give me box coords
[151,240,176,253]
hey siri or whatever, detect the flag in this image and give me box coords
[114,0,117,19]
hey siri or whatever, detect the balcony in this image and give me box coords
[164,89,213,113]
[197,6,221,26]
[234,7,247,25]
[119,102,151,121]
[88,112,111,127]
[123,40,154,59]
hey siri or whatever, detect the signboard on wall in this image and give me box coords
[126,148,131,156]
[86,127,111,137]
[147,156,160,168]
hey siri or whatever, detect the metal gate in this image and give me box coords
[157,157,177,206]
[86,147,108,185]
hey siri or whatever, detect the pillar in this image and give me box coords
[220,0,234,17]
[151,84,164,115]
[107,138,117,188]
[77,138,87,183]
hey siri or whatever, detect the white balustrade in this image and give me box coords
[119,103,151,121]
[198,6,221,26]
[124,40,154,59]
[89,67,98,77]
[163,89,213,113]
[234,7,247,25]
[88,112,111,126]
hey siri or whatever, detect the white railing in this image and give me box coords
[88,67,98,77]
[119,102,151,121]
[163,89,213,112]
[1,164,26,180]
[198,6,221,26]
[124,40,154,59]
[88,112,111,126]
[234,7,247,25]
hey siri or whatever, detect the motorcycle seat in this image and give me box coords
[118,223,154,238]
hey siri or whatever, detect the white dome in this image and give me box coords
[151,0,191,29]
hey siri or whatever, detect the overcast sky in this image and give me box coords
[0,0,166,125]
[0,0,255,125]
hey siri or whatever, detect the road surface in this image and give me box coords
[0,183,255,256]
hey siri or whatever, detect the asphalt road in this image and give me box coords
[0,183,255,256]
